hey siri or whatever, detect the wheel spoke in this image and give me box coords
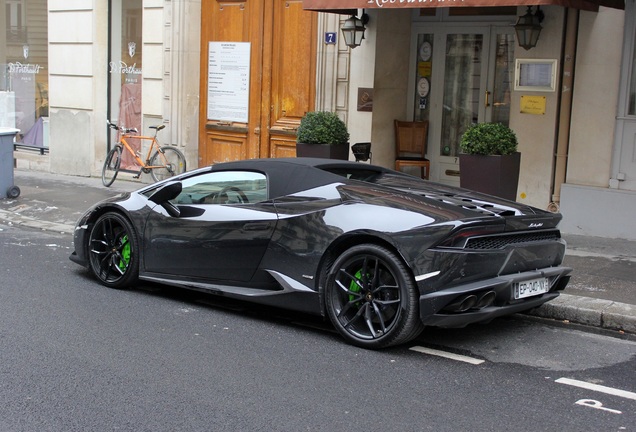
[371,301,388,335]
[341,303,367,330]
[363,304,378,337]
[335,269,364,298]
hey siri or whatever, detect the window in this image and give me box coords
[1,0,48,147]
[5,0,26,43]
[173,171,268,205]
[109,0,142,165]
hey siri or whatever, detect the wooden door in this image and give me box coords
[199,0,316,166]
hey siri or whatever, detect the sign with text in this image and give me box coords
[207,42,251,122]
[520,95,546,115]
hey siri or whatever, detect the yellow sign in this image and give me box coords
[418,61,432,78]
[520,95,546,115]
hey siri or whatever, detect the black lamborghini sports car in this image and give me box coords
[70,158,571,349]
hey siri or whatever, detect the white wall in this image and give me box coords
[346,10,378,160]
[369,9,411,169]
[510,6,564,209]
[568,7,624,187]
[559,7,629,239]
[48,1,106,176]
[161,0,201,167]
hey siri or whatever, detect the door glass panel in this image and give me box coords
[491,33,515,125]
[441,34,483,157]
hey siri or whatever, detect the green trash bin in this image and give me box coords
[0,128,20,199]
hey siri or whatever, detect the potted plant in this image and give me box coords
[296,111,350,160]
[459,122,521,201]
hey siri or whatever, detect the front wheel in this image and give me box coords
[102,146,121,187]
[150,146,186,182]
[325,244,423,349]
[88,212,139,289]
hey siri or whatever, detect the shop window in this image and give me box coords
[1,0,49,148]
[109,0,143,169]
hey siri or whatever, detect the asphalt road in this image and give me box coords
[1,224,635,431]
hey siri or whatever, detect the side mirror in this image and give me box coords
[149,181,182,217]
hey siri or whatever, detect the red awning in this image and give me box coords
[302,0,624,12]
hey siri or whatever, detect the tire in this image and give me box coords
[102,147,122,187]
[88,212,139,289]
[150,146,186,182]
[7,185,20,198]
[325,244,424,349]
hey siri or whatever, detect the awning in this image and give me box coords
[302,0,624,12]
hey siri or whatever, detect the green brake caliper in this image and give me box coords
[349,270,364,302]
[118,235,131,271]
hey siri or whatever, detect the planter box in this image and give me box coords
[296,142,349,160]
[459,152,521,201]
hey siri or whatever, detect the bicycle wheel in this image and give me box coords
[102,146,122,187]
[150,146,186,182]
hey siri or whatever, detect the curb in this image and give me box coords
[527,293,636,334]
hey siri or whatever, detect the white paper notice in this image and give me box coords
[207,42,251,123]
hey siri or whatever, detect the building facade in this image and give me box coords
[3,0,635,240]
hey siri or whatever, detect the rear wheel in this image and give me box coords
[88,212,139,288]
[325,244,423,349]
[102,147,121,187]
[150,146,186,182]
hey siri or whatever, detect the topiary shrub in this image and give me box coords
[296,111,349,146]
[460,122,518,156]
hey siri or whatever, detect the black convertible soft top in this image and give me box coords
[209,157,398,199]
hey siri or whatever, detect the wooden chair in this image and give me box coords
[394,120,430,179]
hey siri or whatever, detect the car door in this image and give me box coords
[142,170,277,282]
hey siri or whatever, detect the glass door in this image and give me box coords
[410,25,515,185]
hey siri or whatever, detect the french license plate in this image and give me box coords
[513,277,550,299]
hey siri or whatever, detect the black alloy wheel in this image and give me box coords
[88,212,139,288]
[325,244,423,349]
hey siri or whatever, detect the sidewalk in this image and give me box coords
[1,169,635,335]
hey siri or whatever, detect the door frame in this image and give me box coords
[612,0,636,191]
[408,22,515,185]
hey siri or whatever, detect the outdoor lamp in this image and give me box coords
[514,6,544,50]
[341,12,369,49]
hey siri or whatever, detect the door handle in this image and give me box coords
[243,222,272,231]
[485,91,491,108]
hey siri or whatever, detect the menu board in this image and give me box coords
[207,42,251,122]
[514,59,557,92]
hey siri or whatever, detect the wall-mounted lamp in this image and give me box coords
[514,6,545,50]
[341,12,369,49]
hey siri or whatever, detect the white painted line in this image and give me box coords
[409,346,485,365]
[575,399,622,414]
[556,378,636,401]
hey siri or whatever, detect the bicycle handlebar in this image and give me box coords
[107,120,138,134]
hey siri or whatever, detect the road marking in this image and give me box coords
[410,346,485,365]
[575,399,622,414]
[556,378,636,401]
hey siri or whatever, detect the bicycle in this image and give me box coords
[102,120,187,187]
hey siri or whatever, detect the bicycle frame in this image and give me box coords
[117,133,164,170]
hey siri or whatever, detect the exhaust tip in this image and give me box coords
[475,291,496,309]
[444,294,478,313]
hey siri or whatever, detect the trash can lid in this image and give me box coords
[0,127,19,136]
